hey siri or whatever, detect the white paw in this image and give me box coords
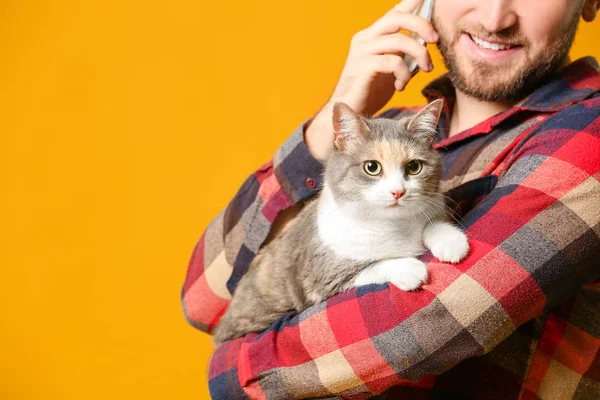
[354,258,428,291]
[424,222,469,263]
[387,258,428,291]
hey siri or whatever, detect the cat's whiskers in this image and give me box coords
[403,190,465,232]
[419,191,464,224]
[417,196,471,235]
[411,202,426,224]
[423,199,463,227]
[420,202,437,227]
[404,194,436,227]
[422,190,461,210]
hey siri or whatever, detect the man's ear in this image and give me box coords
[332,102,370,151]
[582,0,599,22]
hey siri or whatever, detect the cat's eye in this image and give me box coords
[406,160,422,175]
[363,161,382,176]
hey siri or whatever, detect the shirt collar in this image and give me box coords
[420,57,600,147]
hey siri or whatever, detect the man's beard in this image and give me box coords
[433,14,581,102]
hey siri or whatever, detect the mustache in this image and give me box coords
[465,29,528,46]
[435,19,530,47]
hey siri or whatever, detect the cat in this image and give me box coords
[212,99,470,346]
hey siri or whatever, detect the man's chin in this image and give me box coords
[459,79,521,101]
[442,41,572,102]
[449,61,531,102]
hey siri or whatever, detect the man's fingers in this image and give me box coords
[366,11,438,41]
[365,34,433,72]
[369,54,411,83]
[388,0,423,15]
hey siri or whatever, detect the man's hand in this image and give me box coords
[305,0,439,160]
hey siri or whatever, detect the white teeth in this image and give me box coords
[470,34,514,51]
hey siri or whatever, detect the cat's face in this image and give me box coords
[325,100,443,220]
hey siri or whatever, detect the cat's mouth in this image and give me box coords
[386,201,403,208]
[386,195,414,208]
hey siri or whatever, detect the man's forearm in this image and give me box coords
[304,102,336,161]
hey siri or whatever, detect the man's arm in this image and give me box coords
[207,100,600,398]
[180,103,410,334]
[180,118,325,333]
[181,0,445,334]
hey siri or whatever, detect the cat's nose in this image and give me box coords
[391,189,405,200]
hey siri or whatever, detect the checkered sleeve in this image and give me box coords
[207,99,600,398]
[181,118,324,333]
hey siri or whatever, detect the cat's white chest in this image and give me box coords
[316,190,425,261]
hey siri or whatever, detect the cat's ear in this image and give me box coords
[407,99,443,145]
[332,102,370,151]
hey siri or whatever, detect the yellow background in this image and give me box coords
[1,1,598,398]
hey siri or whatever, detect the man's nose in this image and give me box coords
[477,0,518,33]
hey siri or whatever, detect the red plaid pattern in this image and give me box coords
[183,57,600,399]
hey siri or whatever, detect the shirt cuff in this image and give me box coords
[273,118,325,204]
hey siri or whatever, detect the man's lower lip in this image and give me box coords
[461,33,522,62]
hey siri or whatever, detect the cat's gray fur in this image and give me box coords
[213,99,469,345]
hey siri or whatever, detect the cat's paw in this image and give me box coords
[386,258,428,291]
[424,222,469,263]
[354,258,428,291]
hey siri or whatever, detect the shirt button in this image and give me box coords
[305,177,317,189]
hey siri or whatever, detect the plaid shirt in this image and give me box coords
[182,57,600,399]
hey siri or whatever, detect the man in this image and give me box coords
[182,0,600,397]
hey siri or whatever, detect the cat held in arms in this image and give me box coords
[213,99,470,346]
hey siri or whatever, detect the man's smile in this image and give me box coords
[468,34,521,51]
[460,32,523,64]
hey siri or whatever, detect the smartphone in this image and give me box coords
[403,0,435,75]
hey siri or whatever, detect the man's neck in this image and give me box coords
[448,91,512,137]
